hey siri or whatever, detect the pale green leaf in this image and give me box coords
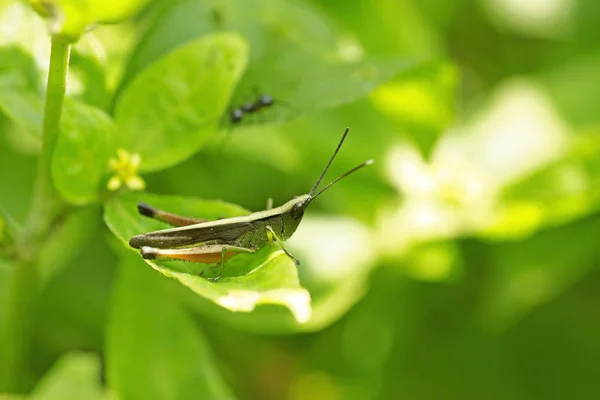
[114,33,249,172]
[51,100,117,205]
[103,191,312,323]
[106,253,236,400]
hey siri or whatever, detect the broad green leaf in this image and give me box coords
[121,0,339,88]
[51,100,117,205]
[226,46,425,131]
[119,0,423,132]
[30,352,108,400]
[106,253,236,400]
[29,0,150,42]
[104,191,312,324]
[481,213,600,330]
[114,33,249,172]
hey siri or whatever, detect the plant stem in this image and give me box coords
[2,36,71,393]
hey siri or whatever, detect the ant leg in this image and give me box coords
[266,226,299,265]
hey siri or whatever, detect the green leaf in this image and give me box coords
[226,46,424,130]
[30,352,107,400]
[29,0,150,42]
[120,0,424,132]
[51,100,117,205]
[103,191,312,323]
[121,0,339,88]
[114,33,249,172]
[106,253,236,400]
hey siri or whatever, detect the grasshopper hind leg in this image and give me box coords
[137,202,209,227]
[140,244,255,281]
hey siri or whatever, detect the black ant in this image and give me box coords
[229,92,277,125]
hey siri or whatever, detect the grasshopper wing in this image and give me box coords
[129,220,253,249]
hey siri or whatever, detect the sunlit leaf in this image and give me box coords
[114,33,249,172]
[103,191,311,323]
[106,253,236,400]
[30,352,108,400]
[51,100,117,205]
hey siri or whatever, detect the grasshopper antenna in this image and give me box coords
[309,127,350,196]
[310,159,374,202]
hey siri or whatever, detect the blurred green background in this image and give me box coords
[1,0,600,399]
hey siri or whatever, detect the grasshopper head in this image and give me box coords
[278,194,311,240]
[280,128,373,240]
[288,194,312,220]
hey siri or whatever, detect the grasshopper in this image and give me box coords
[129,127,373,280]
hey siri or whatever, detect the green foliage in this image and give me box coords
[51,101,117,205]
[1,0,600,398]
[114,33,249,171]
[106,254,235,400]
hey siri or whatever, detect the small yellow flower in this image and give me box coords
[107,148,146,191]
